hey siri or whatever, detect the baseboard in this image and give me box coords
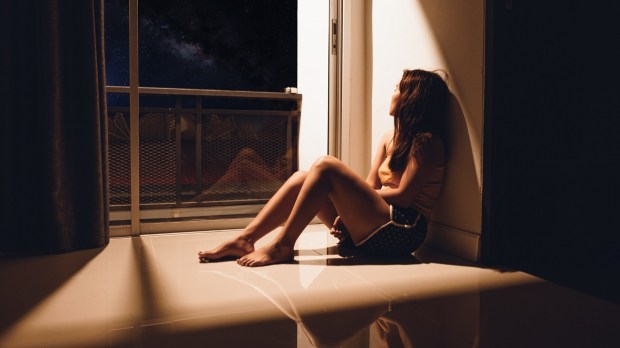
[425,221,480,262]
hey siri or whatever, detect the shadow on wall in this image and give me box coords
[426,94,482,260]
[417,0,484,145]
[414,0,485,260]
[417,0,484,174]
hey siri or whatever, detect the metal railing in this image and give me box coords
[106,87,301,224]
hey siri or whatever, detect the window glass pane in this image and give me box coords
[104,0,129,86]
[138,0,297,91]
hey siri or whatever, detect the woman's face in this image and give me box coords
[389,83,401,116]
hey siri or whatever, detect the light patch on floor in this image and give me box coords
[0,225,618,347]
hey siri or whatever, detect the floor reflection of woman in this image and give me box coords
[198,69,449,267]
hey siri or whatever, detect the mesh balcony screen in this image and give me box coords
[198,113,289,202]
[107,94,300,209]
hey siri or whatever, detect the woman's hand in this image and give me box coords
[330,216,348,241]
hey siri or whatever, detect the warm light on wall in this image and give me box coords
[298,0,330,170]
[372,0,447,152]
[372,0,484,261]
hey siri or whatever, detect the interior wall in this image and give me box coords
[371,0,484,260]
[339,0,373,176]
[298,0,330,171]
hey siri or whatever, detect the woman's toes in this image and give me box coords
[238,256,254,267]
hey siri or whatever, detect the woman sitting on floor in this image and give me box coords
[198,69,449,267]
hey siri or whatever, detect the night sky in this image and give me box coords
[104,0,297,92]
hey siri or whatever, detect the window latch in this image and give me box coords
[331,19,338,55]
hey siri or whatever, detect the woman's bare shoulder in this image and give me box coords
[380,130,394,148]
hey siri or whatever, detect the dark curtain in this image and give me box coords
[0,0,109,253]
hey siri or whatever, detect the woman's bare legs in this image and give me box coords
[237,156,391,267]
[197,170,339,261]
[197,171,303,260]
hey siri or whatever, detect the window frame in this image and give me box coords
[107,0,343,236]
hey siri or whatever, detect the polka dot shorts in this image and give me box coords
[337,206,427,257]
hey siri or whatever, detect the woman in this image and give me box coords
[198,69,449,267]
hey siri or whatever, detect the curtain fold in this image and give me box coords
[1,0,109,253]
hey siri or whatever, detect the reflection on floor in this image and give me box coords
[0,225,618,347]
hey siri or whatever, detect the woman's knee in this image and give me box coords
[311,155,343,173]
[288,170,308,185]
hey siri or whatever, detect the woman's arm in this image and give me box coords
[376,135,444,207]
[330,130,390,233]
[366,130,392,189]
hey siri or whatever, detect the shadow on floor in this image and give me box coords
[0,247,104,336]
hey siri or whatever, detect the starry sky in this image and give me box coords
[104,0,297,92]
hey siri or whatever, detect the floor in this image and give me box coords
[0,225,618,348]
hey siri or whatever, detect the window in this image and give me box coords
[104,0,333,235]
[138,1,297,91]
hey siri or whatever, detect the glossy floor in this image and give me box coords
[1,226,618,347]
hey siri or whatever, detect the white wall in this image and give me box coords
[339,0,372,176]
[298,0,330,170]
[371,0,484,260]
[297,0,484,260]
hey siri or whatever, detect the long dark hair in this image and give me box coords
[389,69,449,171]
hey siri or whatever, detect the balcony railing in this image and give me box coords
[106,87,301,224]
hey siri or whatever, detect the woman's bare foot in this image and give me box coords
[236,241,294,267]
[198,236,254,262]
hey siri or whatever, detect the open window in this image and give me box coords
[104,0,336,235]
